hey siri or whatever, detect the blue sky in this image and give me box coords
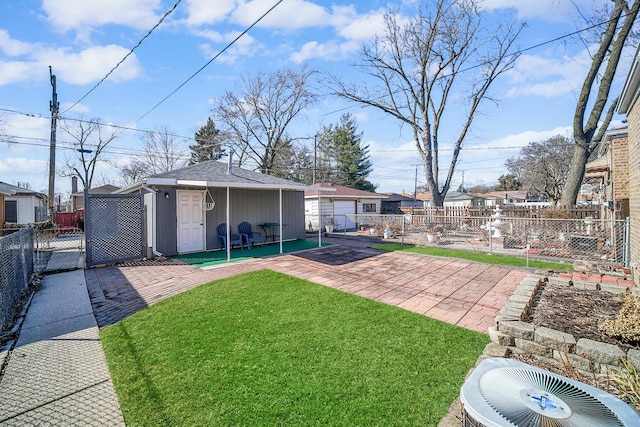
[0,0,633,197]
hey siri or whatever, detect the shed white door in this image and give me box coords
[177,190,204,253]
[333,200,357,230]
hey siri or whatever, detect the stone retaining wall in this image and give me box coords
[438,272,640,426]
[491,272,640,375]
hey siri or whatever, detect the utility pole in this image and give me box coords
[48,66,59,222]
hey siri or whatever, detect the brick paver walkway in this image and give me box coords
[87,245,529,333]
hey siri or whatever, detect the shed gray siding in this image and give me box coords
[155,187,305,256]
[156,186,178,255]
[205,188,305,250]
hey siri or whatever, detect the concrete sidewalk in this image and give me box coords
[0,269,124,426]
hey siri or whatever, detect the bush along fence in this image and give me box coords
[0,228,34,334]
[310,211,630,267]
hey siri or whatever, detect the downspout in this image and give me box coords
[141,184,163,257]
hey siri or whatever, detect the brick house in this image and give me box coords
[584,127,629,219]
[617,46,640,285]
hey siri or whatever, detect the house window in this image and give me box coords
[5,200,17,222]
[362,203,376,213]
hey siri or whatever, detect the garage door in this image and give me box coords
[333,200,357,230]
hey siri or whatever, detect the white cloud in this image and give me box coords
[505,52,589,98]
[0,61,38,85]
[199,32,260,64]
[0,31,142,87]
[39,45,142,85]
[184,0,236,26]
[480,0,596,21]
[0,30,34,56]
[290,40,359,63]
[0,157,47,174]
[231,0,330,30]
[2,114,50,153]
[336,10,387,41]
[42,0,163,32]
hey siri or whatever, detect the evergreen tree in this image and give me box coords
[332,113,375,191]
[189,117,225,165]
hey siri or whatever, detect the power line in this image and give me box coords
[133,0,285,124]
[62,0,182,114]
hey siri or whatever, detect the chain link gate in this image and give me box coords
[85,193,145,267]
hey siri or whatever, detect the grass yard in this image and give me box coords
[374,243,573,271]
[101,269,488,426]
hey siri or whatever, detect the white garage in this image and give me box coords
[304,183,383,232]
[333,200,357,230]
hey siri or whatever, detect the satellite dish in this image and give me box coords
[460,358,640,426]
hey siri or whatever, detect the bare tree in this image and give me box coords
[506,135,574,204]
[115,160,148,186]
[140,126,188,174]
[560,0,640,205]
[60,118,117,191]
[213,66,317,174]
[331,0,522,206]
[113,126,188,183]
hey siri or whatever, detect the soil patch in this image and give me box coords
[526,282,638,351]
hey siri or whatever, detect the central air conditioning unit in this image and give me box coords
[460,358,640,426]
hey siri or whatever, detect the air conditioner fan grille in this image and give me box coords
[479,367,623,426]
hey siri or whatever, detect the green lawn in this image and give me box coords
[374,243,573,271]
[101,270,488,426]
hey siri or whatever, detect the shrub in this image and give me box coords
[599,292,640,344]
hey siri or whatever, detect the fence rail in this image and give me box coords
[0,228,34,333]
[311,212,629,267]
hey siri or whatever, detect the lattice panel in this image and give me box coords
[85,194,144,267]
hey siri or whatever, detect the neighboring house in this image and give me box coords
[118,160,324,257]
[583,127,629,219]
[617,45,640,286]
[304,183,383,231]
[482,191,529,207]
[0,181,47,224]
[0,188,8,227]
[443,191,483,207]
[413,191,484,208]
[71,183,120,211]
[380,193,422,213]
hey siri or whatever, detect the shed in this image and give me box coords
[0,181,47,224]
[380,193,423,213]
[304,183,383,231]
[118,160,331,258]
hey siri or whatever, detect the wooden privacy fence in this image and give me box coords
[399,205,601,220]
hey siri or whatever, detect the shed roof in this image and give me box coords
[0,181,45,198]
[118,160,329,193]
[72,184,120,196]
[381,193,417,202]
[304,183,381,198]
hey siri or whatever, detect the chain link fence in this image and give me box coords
[33,226,85,273]
[310,212,629,267]
[0,228,34,333]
